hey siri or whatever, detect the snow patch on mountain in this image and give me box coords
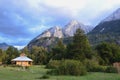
[100,28,105,32]
[53,26,64,38]
[63,20,93,37]
[36,26,63,39]
[34,20,93,40]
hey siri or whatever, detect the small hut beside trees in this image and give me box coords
[11,53,33,67]
[113,62,120,73]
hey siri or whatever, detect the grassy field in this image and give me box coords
[0,65,120,80]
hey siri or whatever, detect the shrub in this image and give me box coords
[9,65,21,67]
[46,60,61,69]
[47,60,87,76]
[91,66,106,72]
[83,59,106,72]
[39,75,49,79]
[105,66,118,73]
[59,60,87,76]
[47,69,58,75]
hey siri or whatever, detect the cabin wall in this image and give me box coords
[0,62,2,65]
[113,62,120,73]
[16,61,31,66]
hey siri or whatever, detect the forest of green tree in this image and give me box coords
[0,28,120,75]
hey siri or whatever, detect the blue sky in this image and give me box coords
[0,0,120,49]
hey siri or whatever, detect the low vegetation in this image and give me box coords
[47,60,87,76]
[0,65,120,80]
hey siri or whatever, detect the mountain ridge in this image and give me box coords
[27,20,94,49]
[34,20,93,39]
[0,43,11,50]
[101,8,120,23]
[89,8,120,45]
[28,8,120,49]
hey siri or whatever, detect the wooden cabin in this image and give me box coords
[0,62,2,65]
[113,62,120,73]
[11,53,33,67]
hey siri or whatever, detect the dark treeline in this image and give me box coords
[0,46,19,64]
[48,28,120,65]
[45,28,120,75]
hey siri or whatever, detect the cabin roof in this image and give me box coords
[12,53,33,61]
[12,56,33,61]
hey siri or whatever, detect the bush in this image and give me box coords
[9,65,21,67]
[91,66,106,72]
[40,75,49,79]
[47,69,58,75]
[83,59,106,72]
[47,60,87,76]
[36,75,50,79]
[105,66,118,73]
[46,60,61,69]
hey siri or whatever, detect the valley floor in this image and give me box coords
[0,65,120,80]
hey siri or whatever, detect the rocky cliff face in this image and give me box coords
[27,8,120,49]
[27,20,93,49]
[35,26,63,39]
[34,20,93,39]
[63,20,93,37]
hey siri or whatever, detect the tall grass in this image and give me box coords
[0,65,120,80]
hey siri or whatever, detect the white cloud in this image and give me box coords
[1,0,120,47]
[42,0,84,8]
[29,24,50,33]
[3,0,120,21]
[14,45,25,50]
[4,0,120,31]
[4,0,120,25]
[42,0,86,11]
[40,0,87,17]
[17,38,30,42]
[38,0,120,24]
[0,36,12,43]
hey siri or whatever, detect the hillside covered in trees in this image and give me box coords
[0,28,120,75]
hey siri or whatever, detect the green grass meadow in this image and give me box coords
[0,65,120,80]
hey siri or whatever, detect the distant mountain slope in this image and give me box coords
[0,43,10,50]
[63,20,93,37]
[34,20,93,39]
[35,26,64,39]
[90,20,120,34]
[89,8,120,45]
[28,8,120,49]
[27,20,93,49]
[101,8,120,22]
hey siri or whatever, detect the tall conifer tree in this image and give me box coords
[66,28,92,61]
